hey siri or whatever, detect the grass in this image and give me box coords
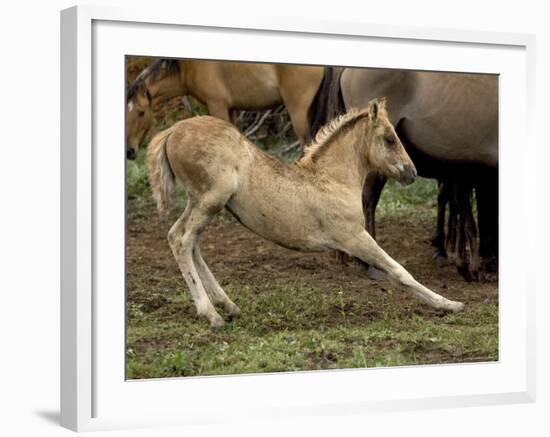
[126,147,150,200]
[378,178,438,221]
[126,282,497,379]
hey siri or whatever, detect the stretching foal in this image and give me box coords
[148,98,465,328]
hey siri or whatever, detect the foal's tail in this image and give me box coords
[147,126,176,219]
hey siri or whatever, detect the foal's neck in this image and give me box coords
[305,123,370,192]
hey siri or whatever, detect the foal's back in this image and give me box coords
[163,116,338,251]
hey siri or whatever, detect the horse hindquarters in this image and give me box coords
[279,67,324,145]
[150,117,248,327]
[166,171,241,328]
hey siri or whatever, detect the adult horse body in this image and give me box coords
[311,67,498,279]
[147,99,464,328]
[342,69,498,166]
[126,59,324,158]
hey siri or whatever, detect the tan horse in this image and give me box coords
[127,59,324,159]
[147,98,465,328]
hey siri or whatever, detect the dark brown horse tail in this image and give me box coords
[307,67,346,140]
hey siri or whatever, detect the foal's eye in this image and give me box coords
[139,111,145,117]
[386,137,396,145]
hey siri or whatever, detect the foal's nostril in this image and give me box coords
[400,164,417,185]
[127,148,136,160]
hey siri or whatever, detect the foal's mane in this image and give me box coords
[301,107,371,164]
[127,59,181,102]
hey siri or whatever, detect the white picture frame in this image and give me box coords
[60,5,536,432]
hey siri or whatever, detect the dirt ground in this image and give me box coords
[127,198,497,330]
[126,194,499,379]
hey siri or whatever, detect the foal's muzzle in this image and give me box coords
[127,147,136,160]
[398,164,417,185]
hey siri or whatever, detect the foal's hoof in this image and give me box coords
[226,304,241,321]
[446,300,465,313]
[209,315,226,329]
[366,265,386,281]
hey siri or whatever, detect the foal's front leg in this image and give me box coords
[342,231,465,312]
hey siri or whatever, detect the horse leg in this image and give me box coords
[452,183,474,282]
[360,171,388,280]
[362,171,387,240]
[446,185,458,256]
[431,180,449,267]
[282,96,310,146]
[464,190,481,280]
[333,170,386,269]
[193,246,241,319]
[341,230,464,312]
[476,170,498,277]
[206,100,232,124]
[445,198,458,258]
[167,203,226,328]
[281,73,325,145]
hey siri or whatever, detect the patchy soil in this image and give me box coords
[128,199,497,315]
[126,196,498,379]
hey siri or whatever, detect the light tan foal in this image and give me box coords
[148,99,465,328]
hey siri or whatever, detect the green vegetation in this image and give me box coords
[126,148,150,200]
[378,178,438,220]
[127,282,497,379]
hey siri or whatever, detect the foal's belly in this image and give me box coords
[225,191,329,252]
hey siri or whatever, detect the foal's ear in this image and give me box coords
[368,97,387,122]
[368,99,380,122]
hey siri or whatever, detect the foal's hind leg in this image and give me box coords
[168,203,225,328]
[193,246,241,318]
[341,231,464,312]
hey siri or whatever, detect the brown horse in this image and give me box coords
[126,59,324,158]
[310,67,498,281]
[147,99,464,328]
